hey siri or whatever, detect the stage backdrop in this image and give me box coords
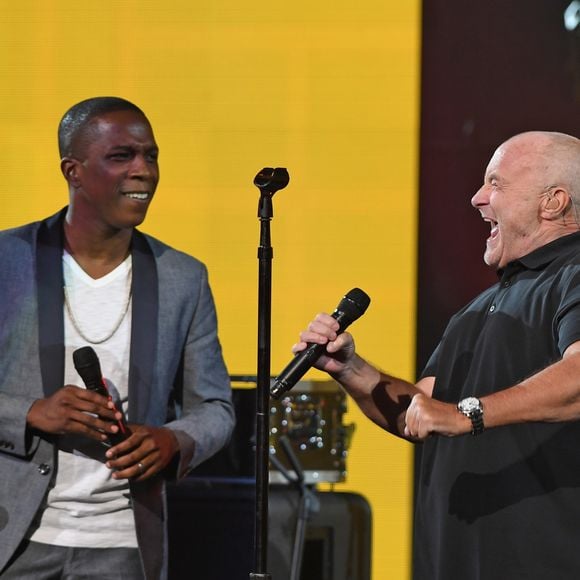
[0,2,420,578]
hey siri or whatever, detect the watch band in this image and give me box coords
[457,397,484,436]
[468,409,484,435]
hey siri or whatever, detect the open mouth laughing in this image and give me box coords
[483,217,499,240]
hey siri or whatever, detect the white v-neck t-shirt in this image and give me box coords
[30,252,138,548]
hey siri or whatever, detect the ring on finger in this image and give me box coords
[137,462,145,474]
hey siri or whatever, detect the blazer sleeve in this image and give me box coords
[0,224,46,460]
[164,263,234,478]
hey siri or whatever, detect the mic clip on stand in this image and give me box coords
[250,167,290,580]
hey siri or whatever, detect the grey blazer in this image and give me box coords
[0,209,234,579]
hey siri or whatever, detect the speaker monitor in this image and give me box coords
[167,481,372,580]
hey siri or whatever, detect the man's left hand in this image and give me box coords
[404,394,472,440]
[105,424,180,481]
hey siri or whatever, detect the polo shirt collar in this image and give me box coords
[498,231,580,278]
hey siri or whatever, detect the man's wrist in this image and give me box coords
[457,397,485,435]
[331,355,373,394]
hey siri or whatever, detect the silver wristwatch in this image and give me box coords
[457,397,484,435]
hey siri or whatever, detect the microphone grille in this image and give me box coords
[337,288,371,321]
[73,346,99,371]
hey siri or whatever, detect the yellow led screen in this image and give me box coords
[0,2,420,578]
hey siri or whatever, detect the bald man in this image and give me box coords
[295,132,580,579]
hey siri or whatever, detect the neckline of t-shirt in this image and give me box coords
[63,251,132,288]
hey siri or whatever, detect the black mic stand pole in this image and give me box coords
[251,168,289,580]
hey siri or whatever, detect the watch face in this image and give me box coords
[459,397,480,413]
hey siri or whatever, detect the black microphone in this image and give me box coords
[270,288,371,399]
[73,346,129,445]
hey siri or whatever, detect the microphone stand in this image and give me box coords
[251,168,289,580]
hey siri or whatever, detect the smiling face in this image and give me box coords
[471,133,566,270]
[63,109,159,233]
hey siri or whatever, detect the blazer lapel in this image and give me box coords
[36,210,66,398]
[128,230,158,423]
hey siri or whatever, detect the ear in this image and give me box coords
[540,187,570,220]
[60,157,81,188]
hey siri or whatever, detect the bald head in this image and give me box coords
[471,130,580,269]
[500,131,580,202]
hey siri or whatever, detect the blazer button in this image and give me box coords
[38,463,51,475]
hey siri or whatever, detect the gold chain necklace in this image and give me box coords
[64,266,133,345]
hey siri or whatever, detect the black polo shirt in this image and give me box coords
[414,232,580,580]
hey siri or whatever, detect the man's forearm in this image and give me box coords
[483,349,580,428]
[331,355,423,437]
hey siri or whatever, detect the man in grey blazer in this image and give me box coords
[0,97,234,579]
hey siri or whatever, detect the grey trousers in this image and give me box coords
[0,540,144,579]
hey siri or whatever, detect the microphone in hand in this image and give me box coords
[73,346,129,446]
[270,288,371,399]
